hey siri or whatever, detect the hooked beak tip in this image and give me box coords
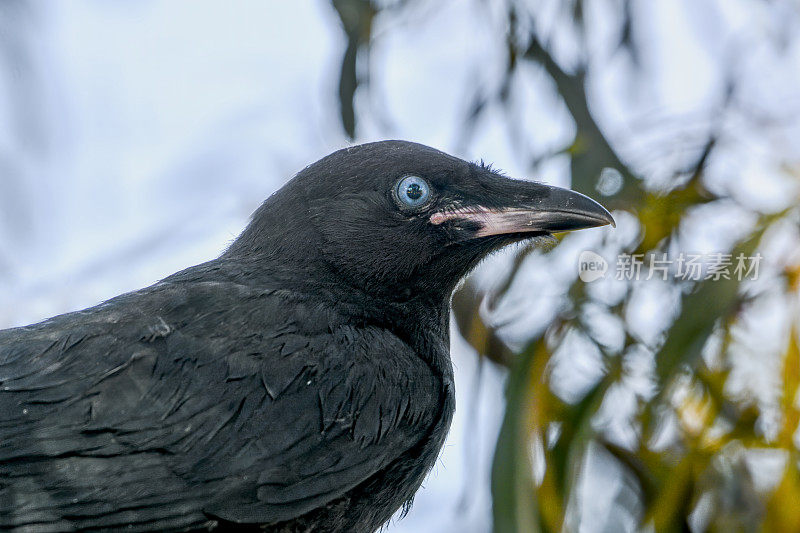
[591,207,616,229]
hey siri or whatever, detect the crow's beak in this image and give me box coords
[430,183,615,238]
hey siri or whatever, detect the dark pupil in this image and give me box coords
[405,183,423,200]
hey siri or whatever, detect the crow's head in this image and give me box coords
[227,141,613,301]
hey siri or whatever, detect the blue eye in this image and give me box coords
[395,176,431,208]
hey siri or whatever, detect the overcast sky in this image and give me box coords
[1,1,798,531]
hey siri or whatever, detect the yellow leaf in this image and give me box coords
[762,457,800,533]
[644,451,712,532]
[778,327,800,448]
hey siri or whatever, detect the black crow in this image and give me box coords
[0,141,613,532]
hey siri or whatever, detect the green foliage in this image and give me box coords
[464,188,798,532]
[329,0,800,530]
[442,2,800,530]
[331,0,376,139]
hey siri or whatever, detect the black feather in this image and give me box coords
[0,140,612,532]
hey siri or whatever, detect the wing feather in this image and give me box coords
[0,280,439,529]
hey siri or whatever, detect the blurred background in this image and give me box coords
[1,1,800,531]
